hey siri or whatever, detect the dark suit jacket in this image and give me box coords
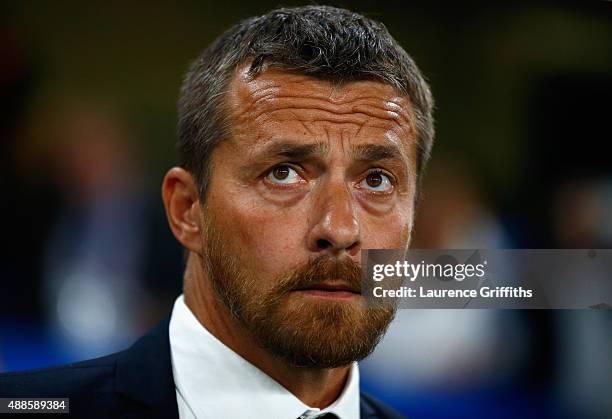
[0,316,405,418]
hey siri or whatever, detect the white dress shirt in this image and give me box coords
[169,295,361,419]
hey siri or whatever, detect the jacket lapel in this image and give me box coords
[360,393,378,419]
[114,315,179,419]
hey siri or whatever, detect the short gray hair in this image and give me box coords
[177,5,434,199]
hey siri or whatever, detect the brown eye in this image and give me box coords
[266,165,301,184]
[366,172,383,188]
[272,166,290,180]
[359,171,392,192]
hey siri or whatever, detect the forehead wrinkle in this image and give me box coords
[227,70,417,169]
[230,64,414,105]
[287,109,316,136]
[228,71,416,141]
[250,105,409,137]
[243,95,411,131]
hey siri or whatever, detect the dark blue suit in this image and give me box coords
[0,316,404,418]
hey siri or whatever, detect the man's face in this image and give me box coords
[200,66,417,367]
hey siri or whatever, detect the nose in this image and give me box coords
[307,179,361,258]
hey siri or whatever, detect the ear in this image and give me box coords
[162,167,203,254]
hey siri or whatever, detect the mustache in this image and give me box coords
[274,255,363,296]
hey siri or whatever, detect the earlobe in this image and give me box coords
[162,167,203,254]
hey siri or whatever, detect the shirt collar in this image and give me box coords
[169,295,360,419]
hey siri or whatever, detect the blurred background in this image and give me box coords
[0,1,610,418]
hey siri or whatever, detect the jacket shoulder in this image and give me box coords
[360,391,406,419]
[0,351,121,398]
[0,316,176,419]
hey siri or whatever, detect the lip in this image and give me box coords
[293,281,361,299]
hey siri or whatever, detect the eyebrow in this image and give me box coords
[254,141,404,163]
[255,141,330,160]
[351,143,404,162]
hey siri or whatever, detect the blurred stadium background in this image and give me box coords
[1,1,610,418]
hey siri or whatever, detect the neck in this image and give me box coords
[182,253,351,408]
